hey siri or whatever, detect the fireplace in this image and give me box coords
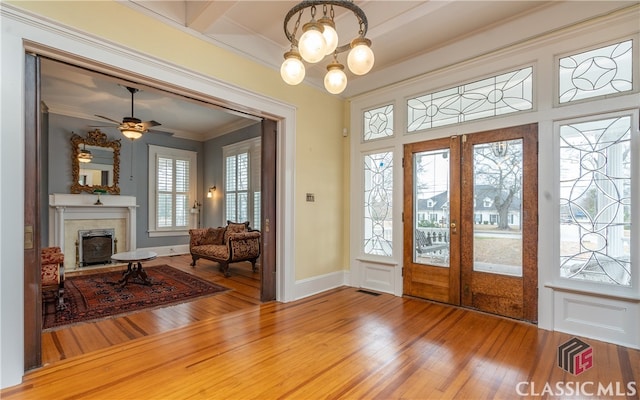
[77,229,116,267]
[49,194,137,271]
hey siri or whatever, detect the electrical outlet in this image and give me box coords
[306,193,315,202]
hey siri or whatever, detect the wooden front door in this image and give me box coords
[403,136,462,305]
[404,124,538,322]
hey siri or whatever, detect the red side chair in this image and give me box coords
[41,246,65,310]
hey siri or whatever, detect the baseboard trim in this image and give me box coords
[294,270,349,300]
[141,244,190,258]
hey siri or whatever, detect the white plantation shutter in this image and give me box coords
[175,159,189,227]
[148,145,197,235]
[157,157,173,228]
[251,146,261,230]
[223,137,261,228]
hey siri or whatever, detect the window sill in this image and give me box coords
[148,230,189,238]
[544,282,640,302]
[355,256,399,267]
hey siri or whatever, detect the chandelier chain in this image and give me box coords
[293,10,303,40]
[281,0,374,94]
[283,0,369,52]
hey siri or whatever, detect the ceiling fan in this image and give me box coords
[95,86,161,140]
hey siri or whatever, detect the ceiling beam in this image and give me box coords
[186,0,238,33]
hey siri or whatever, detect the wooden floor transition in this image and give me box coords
[3,254,639,399]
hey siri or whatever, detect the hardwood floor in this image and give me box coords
[3,255,639,399]
[41,254,263,366]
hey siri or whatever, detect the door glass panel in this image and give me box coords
[472,139,523,276]
[414,149,450,267]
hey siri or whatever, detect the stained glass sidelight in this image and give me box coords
[559,40,633,104]
[407,67,532,132]
[559,116,632,286]
[364,104,394,141]
[363,152,393,256]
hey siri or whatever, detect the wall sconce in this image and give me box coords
[207,186,216,198]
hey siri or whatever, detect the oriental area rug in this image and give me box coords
[43,265,228,330]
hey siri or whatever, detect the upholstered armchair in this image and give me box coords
[41,246,65,310]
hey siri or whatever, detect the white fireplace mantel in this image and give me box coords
[49,194,138,267]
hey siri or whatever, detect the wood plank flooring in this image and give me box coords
[3,255,639,399]
[40,254,262,366]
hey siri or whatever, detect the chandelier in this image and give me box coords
[281,0,374,95]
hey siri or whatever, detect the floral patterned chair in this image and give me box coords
[41,246,65,310]
[189,221,261,277]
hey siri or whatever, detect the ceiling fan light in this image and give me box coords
[298,21,327,63]
[121,128,143,140]
[347,37,374,75]
[78,149,92,163]
[324,61,347,95]
[318,16,338,55]
[280,50,306,85]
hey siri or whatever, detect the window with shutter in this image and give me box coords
[223,137,261,229]
[148,145,197,236]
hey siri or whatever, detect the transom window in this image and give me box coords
[363,104,394,141]
[559,39,633,104]
[407,66,533,132]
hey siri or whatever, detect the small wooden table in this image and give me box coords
[111,250,157,286]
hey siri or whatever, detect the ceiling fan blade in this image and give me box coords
[142,120,161,129]
[95,114,122,124]
[149,129,174,137]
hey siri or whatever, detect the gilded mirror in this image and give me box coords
[71,129,121,194]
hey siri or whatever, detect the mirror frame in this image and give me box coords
[71,129,121,194]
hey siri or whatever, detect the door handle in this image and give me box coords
[450,221,457,234]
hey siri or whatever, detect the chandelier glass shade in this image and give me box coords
[281,0,374,94]
[280,50,306,85]
[324,59,348,94]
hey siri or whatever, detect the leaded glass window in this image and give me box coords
[407,67,533,132]
[559,115,632,286]
[364,104,394,141]
[363,152,393,256]
[559,40,633,104]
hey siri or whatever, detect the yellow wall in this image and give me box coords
[13,0,348,280]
